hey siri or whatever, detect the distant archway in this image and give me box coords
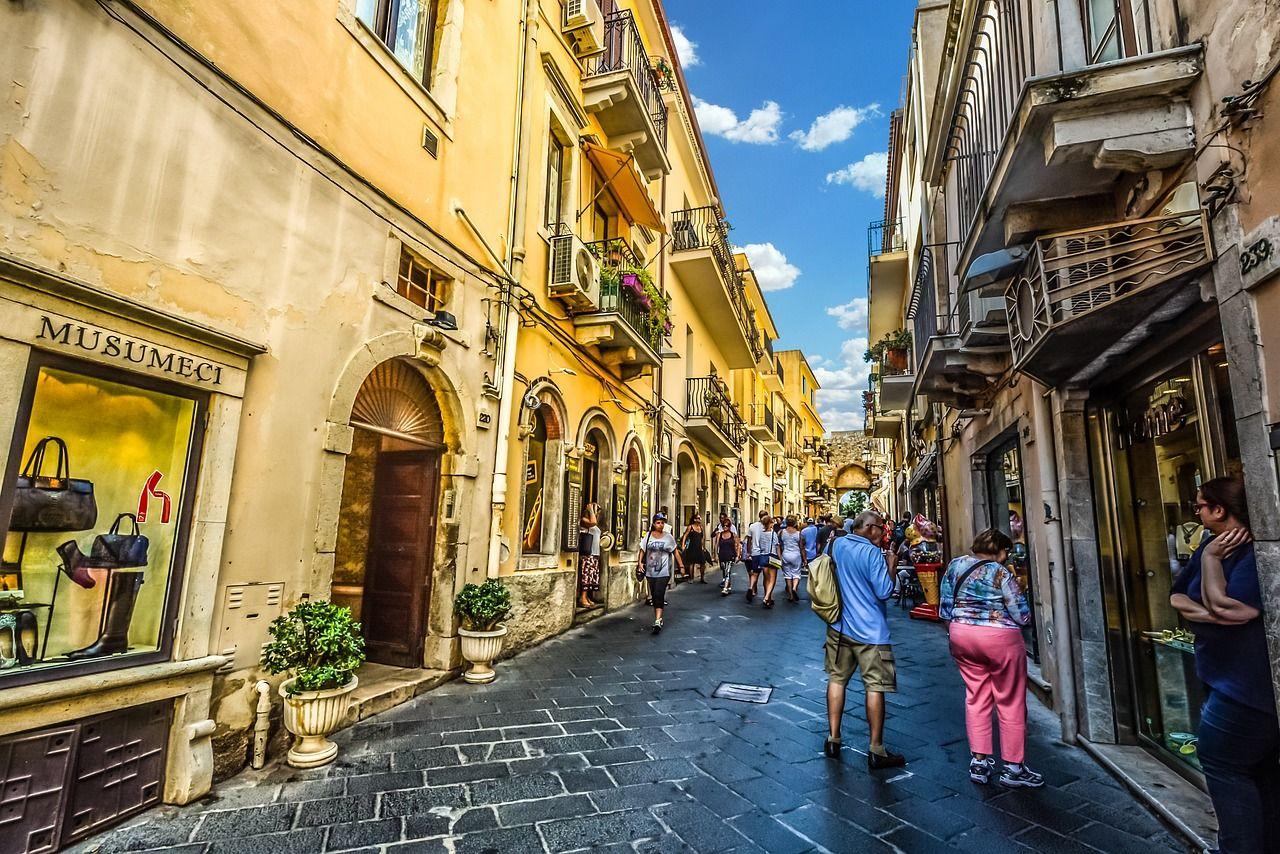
[833,464,872,492]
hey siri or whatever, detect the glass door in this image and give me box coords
[1089,347,1240,775]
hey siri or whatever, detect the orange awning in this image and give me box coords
[582,142,665,232]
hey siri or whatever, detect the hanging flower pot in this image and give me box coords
[621,273,640,290]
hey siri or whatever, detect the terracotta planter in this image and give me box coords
[279,675,358,768]
[884,346,910,373]
[459,625,508,684]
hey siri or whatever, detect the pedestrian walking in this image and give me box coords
[940,528,1041,788]
[680,515,711,584]
[781,516,806,603]
[1169,476,1278,853]
[638,514,681,635]
[746,511,781,607]
[715,514,740,596]
[801,517,819,570]
[577,503,602,610]
[823,510,905,768]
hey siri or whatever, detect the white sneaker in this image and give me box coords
[998,765,1044,788]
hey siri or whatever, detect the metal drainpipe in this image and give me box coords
[1033,383,1079,744]
[486,0,539,579]
[655,171,668,528]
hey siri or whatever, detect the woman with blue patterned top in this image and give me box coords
[940,529,1041,789]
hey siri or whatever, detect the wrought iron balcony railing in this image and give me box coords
[869,218,906,257]
[944,0,1172,246]
[685,376,747,448]
[1006,209,1212,372]
[583,10,668,152]
[670,205,760,359]
[585,239,663,351]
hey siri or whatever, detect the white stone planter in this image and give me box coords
[458,625,508,684]
[279,675,358,768]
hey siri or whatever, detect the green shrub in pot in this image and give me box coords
[262,601,365,695]
[454,579,513,632]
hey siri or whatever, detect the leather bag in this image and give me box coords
[89,513,150,569]
[11,437,97,533]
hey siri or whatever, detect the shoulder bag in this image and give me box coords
[11,437,98,532]
[89,513,150,569]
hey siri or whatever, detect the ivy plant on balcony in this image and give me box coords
[864,329,913,364]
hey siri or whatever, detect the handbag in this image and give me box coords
[11,437,97,532]
[89,513,150,569]
[768,554,783,571]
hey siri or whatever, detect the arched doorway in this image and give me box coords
[331,359,445,668]
[623,443,644,550]
[676,450,698,527]
[520,391,567,556]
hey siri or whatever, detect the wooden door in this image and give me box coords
[363,450,440,668]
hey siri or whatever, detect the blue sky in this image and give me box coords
[664,0,916,431]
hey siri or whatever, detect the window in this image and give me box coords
[1080,0,1152,63]
[544,133,569,229]
[1,357,204,684]
[356,0,442,88]
[396,248,447,313]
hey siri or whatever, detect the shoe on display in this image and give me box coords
[867,749,907,770]
[969,756,995,784]
[998,765,1044,788]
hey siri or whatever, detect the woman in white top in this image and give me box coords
[638,514,682,634]
[780,516,806,604]
[577,503,602,609]
[745,511,782,608]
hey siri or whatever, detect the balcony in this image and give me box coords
[685,376,746,458]
[573,240,664,377]
[746,403,775,441]
[868,219,910,345]
[669,206,759,369]
[945,0,1200,270]
[1006,209,1213,385]
[581,10,670,179]
[876,348,915,413]
[911,250,1009,409]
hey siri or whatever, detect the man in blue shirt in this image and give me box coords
[824,510,905,769]
[801,518,819,564]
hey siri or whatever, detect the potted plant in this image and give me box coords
[864,329,913,372]
[455,579,513,684]
[261,601,365,768]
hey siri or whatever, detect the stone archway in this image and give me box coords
[675,447,698,527]
[518,382,569,559]
[834,464,873,492]
[315,331,471,672]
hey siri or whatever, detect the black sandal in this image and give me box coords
[763,599,774,609]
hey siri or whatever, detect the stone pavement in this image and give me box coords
[79,569,1190,854]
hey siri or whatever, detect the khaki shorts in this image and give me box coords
[824,629,897,692]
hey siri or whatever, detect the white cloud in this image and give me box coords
[789,104,880,151]
[826,151,889,196]
[737,242,800,291]
[813,336,872,431]
[693,98,783,144]
[825,297,869,331]
[670,25,699,68]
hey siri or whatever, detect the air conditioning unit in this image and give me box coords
[563,0,606,57]
[961,289,1008,342]
[548,232,601,312]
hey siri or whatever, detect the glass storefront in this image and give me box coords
[1088,344,1240,775]
[0,357,203,681]
[986,439,1038,662]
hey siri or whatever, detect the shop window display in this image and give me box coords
[0,360,201,680]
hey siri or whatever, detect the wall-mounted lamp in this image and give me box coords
[551,367,578,377]
[429,310,459,331]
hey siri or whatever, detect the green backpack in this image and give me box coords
[808,551,841,625]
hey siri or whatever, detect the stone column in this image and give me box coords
[1210,209,1280,716]
[969,452,992,536]
[1053,387,1116,743]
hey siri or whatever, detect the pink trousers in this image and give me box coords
[949,622,1027,763]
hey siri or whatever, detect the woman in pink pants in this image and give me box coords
[940,529,1042,788]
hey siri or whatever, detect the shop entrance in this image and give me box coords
[332,360,445,669]
[1088,344,1240,776]
[985,438,1037,662]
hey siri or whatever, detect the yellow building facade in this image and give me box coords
[0,0,787,845]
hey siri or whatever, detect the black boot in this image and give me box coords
[66,571,143,659]
[56,540,96,589]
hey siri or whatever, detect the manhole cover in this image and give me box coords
[713,683,773,704]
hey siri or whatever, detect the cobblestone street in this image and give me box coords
[80,571,1188,854]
